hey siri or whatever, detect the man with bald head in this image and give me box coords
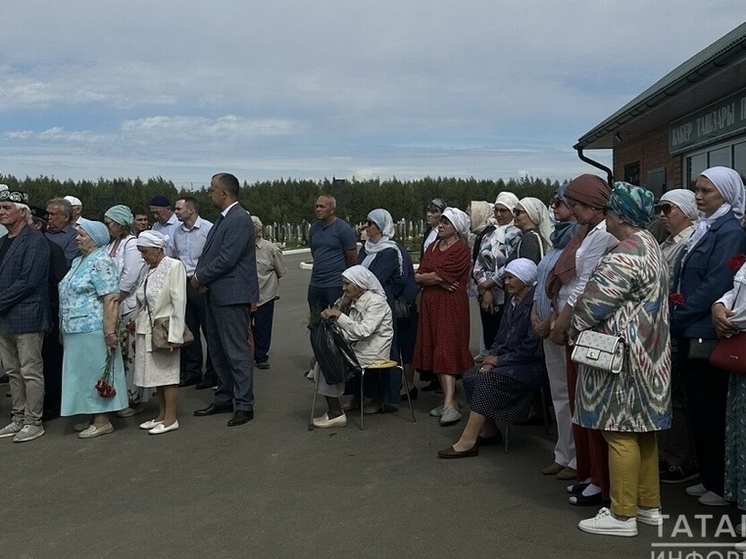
[307,195,357,315]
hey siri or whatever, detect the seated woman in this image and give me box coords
[438,258,546,458]
[309,266,394,429]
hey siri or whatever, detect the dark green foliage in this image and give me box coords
[0,173,562,223]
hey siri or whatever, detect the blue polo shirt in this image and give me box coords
[309,218,357,288]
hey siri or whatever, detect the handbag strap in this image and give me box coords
[617,298,646,343]
[143,274,154,329]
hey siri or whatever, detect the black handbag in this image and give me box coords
[309,319,362,384]
[394,296,411,320]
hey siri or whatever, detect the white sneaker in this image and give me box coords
[439,406,462,425]
[578,507,638,537]
[0,420,23,438]
[312,413,347,429]
[13,424,45,443]
[429,403,445,417]
[636,507,663,526]
[698,491,730,506]
[685,483,707,496]
[473,354,484,363]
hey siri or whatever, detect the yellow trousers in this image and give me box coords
[602,431,661,517]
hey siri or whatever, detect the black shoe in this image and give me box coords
[660,463,699,484]
[227,410,254,426]
[194,403,233,416]
[195,377,217,390]
[179,375,200,388]
[256,362,270,370]
[399,387,418,401]
[477,431,503,446]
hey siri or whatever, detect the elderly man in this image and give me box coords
[192,173,259,427]
[0,190,51,442]
[149,195,178,255]
[656,188,699,485]
[172,196,216,389]
[307,195,357,315]
[45,197,80,266]
[251,216,287,369]
[63,195,89,227]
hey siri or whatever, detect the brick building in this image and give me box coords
[575,22,746,198]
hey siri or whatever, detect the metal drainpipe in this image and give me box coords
[575,146,614,186]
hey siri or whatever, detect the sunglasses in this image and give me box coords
[551,198,564,209]
[656,204,674,215]
[512,209,526,217]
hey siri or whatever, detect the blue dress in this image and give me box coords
[59,249,128,415]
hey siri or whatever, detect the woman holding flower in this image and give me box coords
[59,221,128,439]
[670,166,746,506]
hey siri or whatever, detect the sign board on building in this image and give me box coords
[669,88,746,154]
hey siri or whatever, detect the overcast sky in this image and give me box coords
[1,2,742,188]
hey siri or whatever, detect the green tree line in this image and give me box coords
[0,174,562,224]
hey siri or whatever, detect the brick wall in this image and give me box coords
[613,124,683,190]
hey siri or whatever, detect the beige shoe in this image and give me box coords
[556,467,578,480]
[78,422,114,439]
[542,462,564,475]
[312,413,347,429]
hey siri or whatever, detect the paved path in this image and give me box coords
[1,253,735,558]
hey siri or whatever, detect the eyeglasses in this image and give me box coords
[551,198,564,209]
[656,204,673,215]
[512,209,526,217]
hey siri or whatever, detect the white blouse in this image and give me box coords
[715,263,746,331]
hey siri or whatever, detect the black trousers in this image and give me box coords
[251,299,275,364]
[682,340,730,495]
[181,281,215,381]
[41,319,62,420]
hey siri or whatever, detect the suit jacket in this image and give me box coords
[0,226,51,333]
[671,211,746,339]
[194,203,259,306]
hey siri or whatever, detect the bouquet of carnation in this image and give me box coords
[669,293,686,308]
[95,349,117,399]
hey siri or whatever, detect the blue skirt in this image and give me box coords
[61,331,128,416]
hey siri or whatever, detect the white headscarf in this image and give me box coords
[441,207,470,238]
[137,230,169,249]
[492,191,520,246]
[684,167,746,257]
[342,265,386,297]
[660,189,698,221]
[505,258,538,286]
[469,201,492,234]
[517,197,552,249]
[363,209,402,273]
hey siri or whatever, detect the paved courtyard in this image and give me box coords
[2,253,740,559]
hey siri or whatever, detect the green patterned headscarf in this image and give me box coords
[607,182,655,228]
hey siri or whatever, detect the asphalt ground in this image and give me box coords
[2,252,742,559]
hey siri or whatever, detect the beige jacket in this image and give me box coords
[135,257,187,352]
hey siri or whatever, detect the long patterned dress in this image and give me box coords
[414,239,474,376]
[571,230,671,432]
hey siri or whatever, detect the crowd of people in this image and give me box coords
[3,166,746,543]
[305,167,746,543]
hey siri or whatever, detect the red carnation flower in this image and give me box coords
[727,253,746,273]
[669,293,686,307]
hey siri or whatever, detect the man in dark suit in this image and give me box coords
[192,173,259,427]
[0,190,51,442]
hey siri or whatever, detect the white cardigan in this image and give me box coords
[135,256,187,351]
[335,290,393,366]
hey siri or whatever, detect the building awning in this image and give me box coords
[576,22,746,151]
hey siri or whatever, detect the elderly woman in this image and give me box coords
[508,197,551,264]
[531,183,581,480]
[59,221,128,438]
[547,173,616,506]
[414,207,475,426]
[134,231,188,435]
[672,166,746,507]
[572,183,671,537]
[421,198,447,259]
[438,258,546,458]
[309,265,393,428]
[474,192,521,357]
[348,208,403,414]
[104,204,147,418]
